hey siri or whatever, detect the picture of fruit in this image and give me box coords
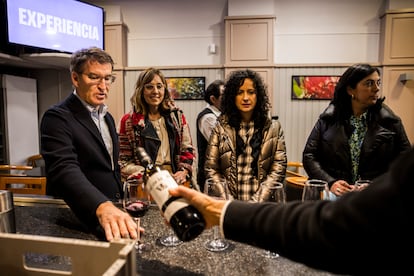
[292,76,339,100]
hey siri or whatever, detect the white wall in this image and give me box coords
[272,0,383,63]
[2,75,39,165]
[228,0,382,62]
[98,0,227,67]
[90,0,411,66]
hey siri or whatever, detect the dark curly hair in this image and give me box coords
[221,69,270,129]
[332,63,384,122]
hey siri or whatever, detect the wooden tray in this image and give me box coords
[0,233,136,275]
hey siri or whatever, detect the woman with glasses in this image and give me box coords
[118,67,195,187]
[204,69,287,201]
[303,63,411,197]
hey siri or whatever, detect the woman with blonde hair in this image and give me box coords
[118,67,195,186]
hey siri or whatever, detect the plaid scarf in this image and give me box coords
[236,121,257,201]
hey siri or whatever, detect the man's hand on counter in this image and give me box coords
[96,201,142,241]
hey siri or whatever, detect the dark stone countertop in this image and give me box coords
[13,196,341,276]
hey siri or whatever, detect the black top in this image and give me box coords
[196,107,215,192]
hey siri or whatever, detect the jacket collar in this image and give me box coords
[321,103,398,123]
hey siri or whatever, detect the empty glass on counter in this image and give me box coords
[203,177,231,252]
[354,179,372,191]
[302,179,330,201]
[255,179,286,259]
[158,230,183,247]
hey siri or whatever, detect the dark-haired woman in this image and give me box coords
[205,69,287,201]
[303,63,411,197]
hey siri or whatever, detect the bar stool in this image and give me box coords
[0,165,46,195]
[285,176,308,201]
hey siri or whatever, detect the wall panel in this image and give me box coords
[382,66,414,144]
[122,65,413,176]
[123,66,350,168]
[273,66,348,167]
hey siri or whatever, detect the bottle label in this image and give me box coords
[146,170,189,221]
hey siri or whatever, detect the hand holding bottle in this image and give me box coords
[168,185,225,229]
[136,147,205,242]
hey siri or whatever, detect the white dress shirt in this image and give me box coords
[198,104,221,140]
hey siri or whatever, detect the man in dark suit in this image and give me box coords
[170,146,414,275]
[40,47,138,241]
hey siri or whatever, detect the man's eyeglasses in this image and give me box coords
[82,73,116,85]
[363,79,381,88]
[144,83,164,91]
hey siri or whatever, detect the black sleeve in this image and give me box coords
[223,147,414,275]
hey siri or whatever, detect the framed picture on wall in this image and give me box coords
[166,77,206,100]
[291,75,340,100]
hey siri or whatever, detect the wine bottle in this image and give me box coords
[136,147,205,242]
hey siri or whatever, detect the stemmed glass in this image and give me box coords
[157,175,184,247]
[123,178,152,253]
[158,229,183,247]
[255,180,286,259]
[302,179,330,201]
[158,187,183,247]
[203,177,230,252]
[354,179,371,191]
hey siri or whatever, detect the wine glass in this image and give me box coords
[123,178,152,253]
[156,172,186,247]
[203,177,230,252]
[158,182,184,247]
[158,229,183,247]
[302,179,330,201]
[255,179,285,259]
[354,179,372,191]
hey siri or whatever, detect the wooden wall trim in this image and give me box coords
[124,63,383,71]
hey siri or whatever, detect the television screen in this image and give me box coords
[5,0,104,53]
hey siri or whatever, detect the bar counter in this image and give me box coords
[14,196,341,276]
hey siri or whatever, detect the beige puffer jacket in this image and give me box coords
[204,115,287,200]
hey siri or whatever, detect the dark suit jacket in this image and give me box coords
[40,93,122,229]
[223,146,414,275]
